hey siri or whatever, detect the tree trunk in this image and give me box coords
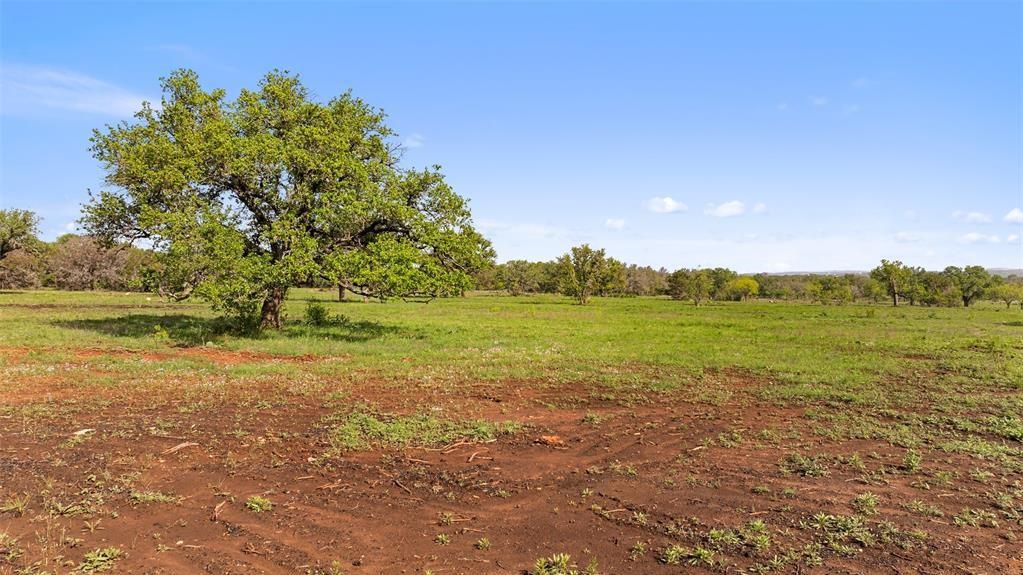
[891,291,899,307]
[338,284,346,302]
[259,286,286,330]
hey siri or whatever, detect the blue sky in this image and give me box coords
[1,1,1021,272]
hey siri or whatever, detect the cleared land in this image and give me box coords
[1,289,1021,574]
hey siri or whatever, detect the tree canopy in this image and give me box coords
[0,209,40,261]
[83,70,493,328]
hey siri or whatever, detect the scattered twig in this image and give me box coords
[211,500,226,521]
[162,441,199,455]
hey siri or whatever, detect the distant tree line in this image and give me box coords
[475,243,1023,308]
[4,211,1021,311]
[0,211,156,291]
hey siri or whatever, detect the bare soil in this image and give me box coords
[1,353,1019,574]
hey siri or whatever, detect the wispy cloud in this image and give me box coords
[958,232,1000,244]
[893,231,920,243]
[952,210,992,223]
[842,104,860,116]
[705,200,745,218]
[0,64,149,117]
[851,77,877,89]
[145,44,202,58]
[645,196,687,214]
[477,219,569,240]
[403,133,425,149]
[809,96,829,107]
[752,202,768,214]
[1004,208,1023,224]
[604,218,625,230]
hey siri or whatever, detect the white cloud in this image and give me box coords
[952,210,992,223]
[958,232,1000,244]
[893,231,920,243]
[1007,234,1020,243]
[0,64,150,117]
[810,96,829,107]
[403,133,425,149]
[63,222,76,233]
[752,202,768,214]
[705,200,746,218]
[851,77,877,88]
[842,104,860,115]
[776,102,788,111]
[1004,208,1023,224]
[604,218,625,230]
[645,196,687,214]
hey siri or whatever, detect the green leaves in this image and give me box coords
[83,69,492,327]
[0,209,41,260]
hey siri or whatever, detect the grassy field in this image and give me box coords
[1,289,1021,574]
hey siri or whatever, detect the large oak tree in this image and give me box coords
[84,70,492,329]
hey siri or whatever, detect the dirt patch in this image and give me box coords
[0,371,1019,574]
[0,345,340,366]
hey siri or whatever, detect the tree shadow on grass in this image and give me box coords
[54,313,404,346]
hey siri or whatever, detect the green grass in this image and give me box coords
[2,289,1020,408]
[323,404,521,452]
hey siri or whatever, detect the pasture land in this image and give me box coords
[1,290,1021,574]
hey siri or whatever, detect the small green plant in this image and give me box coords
[660,543,714,566]
[130,491,180,505]
[0,493,30,516]
[780,453,829,477]
[434,533,451,545]
[953,508,998,528]
[628,541,647,561]
[533,552,577,575]
[475,537,491,550]
[905,500,943,517]
[304,300,332,326]
[660,544,688,565]
[245,495,273,513]
[851,492,878,515]
[902,450,922,472]
[78,547,123,572]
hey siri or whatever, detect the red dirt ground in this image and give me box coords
[1,361,1020,574]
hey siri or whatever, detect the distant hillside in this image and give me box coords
[989,268,1023,278]
[760,268,1022,277]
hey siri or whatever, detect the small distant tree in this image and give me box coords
[943,265,992,307]
[597,257,628,296]
[0,209,40,262]
[810,276,853,305]
[557,244,607,304]
[988,282,1023,309]
[625,265,667,296]
[0,249,44,289]
[667,268,712,306]
[48,235,130,291]
[723,276,759,301]
[500,260,540,296]
[706,267,738,300]
[870,259,911,307]
[915,271,960,307]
